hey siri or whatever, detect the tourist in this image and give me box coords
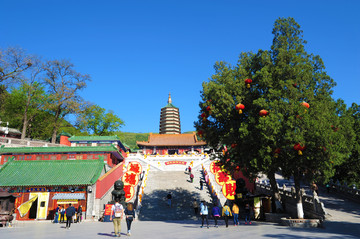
[166,192,172,207]
[311,182,319,195]
[53,206,59,223]
[60,205,65,223]
[212,203,221,228]
[190,173,194,183]
[125,202,136,236]
[199,201,209,228]
[232,203,239,226]
[76,205,82,223]
[65,203,76,229]
[244,203,252,225]
[192,199,199,215]
[222,203,232,227]
[188,166,192,174]
[200,179,203,190]
[110,199,124,237]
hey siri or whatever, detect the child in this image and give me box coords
[244,203,251,225]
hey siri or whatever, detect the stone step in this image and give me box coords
[138,170,214,221]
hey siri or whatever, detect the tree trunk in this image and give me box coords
[294,174,304,219]
[268,171,283,213]
[21,96,31,140]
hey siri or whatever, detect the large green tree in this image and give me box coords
[43,59,90,143]
[195,17,354,218]
[75,104,124,136]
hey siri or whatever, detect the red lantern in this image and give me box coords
[206,106,211,111]
[294,143,305,155]
[274,148,281,158]
[301,102,310,109]
[231,143,237,149]
[201,112,206,118]
[259,109,269,117]
[197,130,203,137]
[235,103,245,114]
[245,79,252,88]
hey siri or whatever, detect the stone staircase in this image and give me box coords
[138,166,214,221]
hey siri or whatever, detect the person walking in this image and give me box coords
[190,173,194,183]
[124,202,136,236]
[192,199,199,215]
[232,203,240,226]
[65,203,76,230]
[199,201,209,228]
[200,179,203,190]
[212,203,221,228]
[110,199,124,237]
[222,203,232,228]
[188,166,192,174]
[60,206,65,223]
[76,205,82,223]
[53,206,59,223]
[244,203,252,225]
[166,193,172,207]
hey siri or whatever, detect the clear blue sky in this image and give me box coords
[1,1,359,133]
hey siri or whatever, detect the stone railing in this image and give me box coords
[255,182,326,220]
[327,183,360,203]
[0,137,65,147]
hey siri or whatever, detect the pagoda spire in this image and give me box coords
[168,92,172,104]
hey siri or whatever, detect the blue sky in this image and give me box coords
[1,1,359,133]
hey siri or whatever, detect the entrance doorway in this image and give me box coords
[28,198,38,219]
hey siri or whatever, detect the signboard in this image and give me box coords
[222,180,236,200]
[210,161,221,174]
[215,171,231,186]
[127,162,142,174]
[164,160,187,165]
[122,171,139,186]
[56,199,78,204]
[124,184,135,202]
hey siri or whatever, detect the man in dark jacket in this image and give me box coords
[65,203,76,229]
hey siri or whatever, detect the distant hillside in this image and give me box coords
[115,132,150,150]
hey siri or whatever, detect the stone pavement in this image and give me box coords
[1,217,360,239]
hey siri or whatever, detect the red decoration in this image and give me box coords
[301,102,310,109]
[259,109,269,117]
[210,161,221,175]
[274,148,281,158]
[222,180,236,200]
[235,103,245,114]
[294,143,306,155]
[127,162,142,174]
[206,106,211,111]
[197,130,203,137]
[245,79,252,88]
[122,172,139,186]
[231,143,237,148]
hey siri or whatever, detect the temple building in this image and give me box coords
[159,93,181,134]
[137,94,207,155]
[0,135,127,221]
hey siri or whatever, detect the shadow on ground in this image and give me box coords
[138,188,216,221]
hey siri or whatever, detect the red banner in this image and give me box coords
[164,161,187,165]
[104,204,113,216]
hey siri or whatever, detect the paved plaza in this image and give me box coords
[1,217,360,239]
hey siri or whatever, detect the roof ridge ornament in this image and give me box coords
[168,92,172,104]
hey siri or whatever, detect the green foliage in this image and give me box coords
[76,104,124,136]
[115,132,150,150]
[195,17,354,193]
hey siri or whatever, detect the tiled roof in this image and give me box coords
[163,103,178,109]
[137,133,207,146]
[0,145,120,154]
[68,135,121,141]
[0,159,104,187]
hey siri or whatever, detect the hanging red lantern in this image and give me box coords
[235,103,245,114]
[201,112,207,121]
[259,109,269,117]
[301,102,310,109]
[245,79,252,88]
[206,106,211,111]
[294,143,305,155]
[274,148,281,158]
[231,143,237,149]
[197,130,203,137]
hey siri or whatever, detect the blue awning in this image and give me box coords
[52,193,85,200]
